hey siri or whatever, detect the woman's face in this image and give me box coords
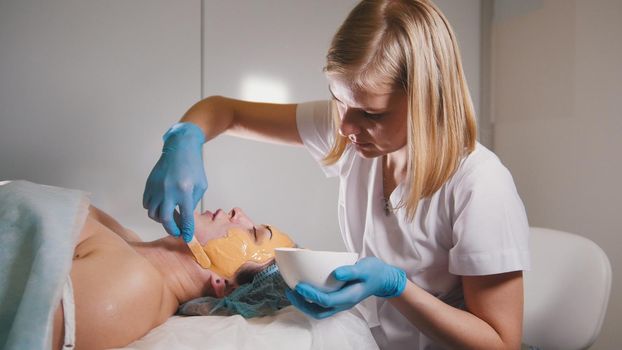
[193,208,294,283]
[327,75,409,158]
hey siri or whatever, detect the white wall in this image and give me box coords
[491,0,622,348]
[0,0,482,247]
[201,0,482,251]
[0,0,201,240]
[200,0,356,251]
[435,0,482,120]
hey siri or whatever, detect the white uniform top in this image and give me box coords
[296,101,531,350]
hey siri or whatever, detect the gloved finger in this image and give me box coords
[192,180,206,207]
[297,282,365,308]
[333,264,362,282]
[295,283,340,308]
[315,283,366,308]
[142,188,151,210]
[180,195,195,243]
[160,200,181,237]
[286,289,337,320]
[143,168,160,209]
[147,199,162,223]
[294,283,320,301]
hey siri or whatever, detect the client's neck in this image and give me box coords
[131,237,219,306]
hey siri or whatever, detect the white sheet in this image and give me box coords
[115,307,378,350]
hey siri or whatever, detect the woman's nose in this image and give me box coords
[338,108,361,138]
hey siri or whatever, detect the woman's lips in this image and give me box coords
[352,140,372,148]
[350,138,370,145]
[201,209,222,220]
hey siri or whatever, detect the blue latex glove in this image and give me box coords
[143,122,207,242]
[285,257,407,319]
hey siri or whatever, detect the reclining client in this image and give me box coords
[0,181,295,350]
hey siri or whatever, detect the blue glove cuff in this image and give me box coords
[386,267,408,298]
[163,122,206,145]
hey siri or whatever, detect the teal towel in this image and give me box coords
[0,181,89,350]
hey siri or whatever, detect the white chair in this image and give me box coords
[523,227,612,350]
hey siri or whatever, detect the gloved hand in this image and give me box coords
[143,122,207,242]
[285,257,407,319]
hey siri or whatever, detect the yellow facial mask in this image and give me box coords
[202,225,294,279]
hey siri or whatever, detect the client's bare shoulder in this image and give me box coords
[60,206,177,349]
[87,205,142,242]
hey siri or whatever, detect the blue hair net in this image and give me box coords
[177,263,291,318]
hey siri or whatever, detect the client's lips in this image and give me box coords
[211,275,225,298]
[212,209,224,220]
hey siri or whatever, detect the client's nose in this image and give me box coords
[231,207,251,220]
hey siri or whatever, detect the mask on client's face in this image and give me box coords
[180,208,295,318]
[193,208,295,280]
[203,226,293,279]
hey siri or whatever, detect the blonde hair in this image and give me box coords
[323,0,477,220]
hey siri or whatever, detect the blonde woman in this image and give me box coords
[143,1,530,349]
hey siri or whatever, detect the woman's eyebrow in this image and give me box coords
[328,85,388,113]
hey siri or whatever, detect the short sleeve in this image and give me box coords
[448,157,531,276]
[296,100,339,178]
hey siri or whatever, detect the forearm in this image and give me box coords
[180,95,301,145]
[389,282,520,350]
[180,95,235,142]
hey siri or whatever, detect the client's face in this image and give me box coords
[193,208,294,284]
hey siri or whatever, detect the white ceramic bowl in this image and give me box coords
[275,248,359,292]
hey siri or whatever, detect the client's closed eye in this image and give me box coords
[250,225,272,242]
